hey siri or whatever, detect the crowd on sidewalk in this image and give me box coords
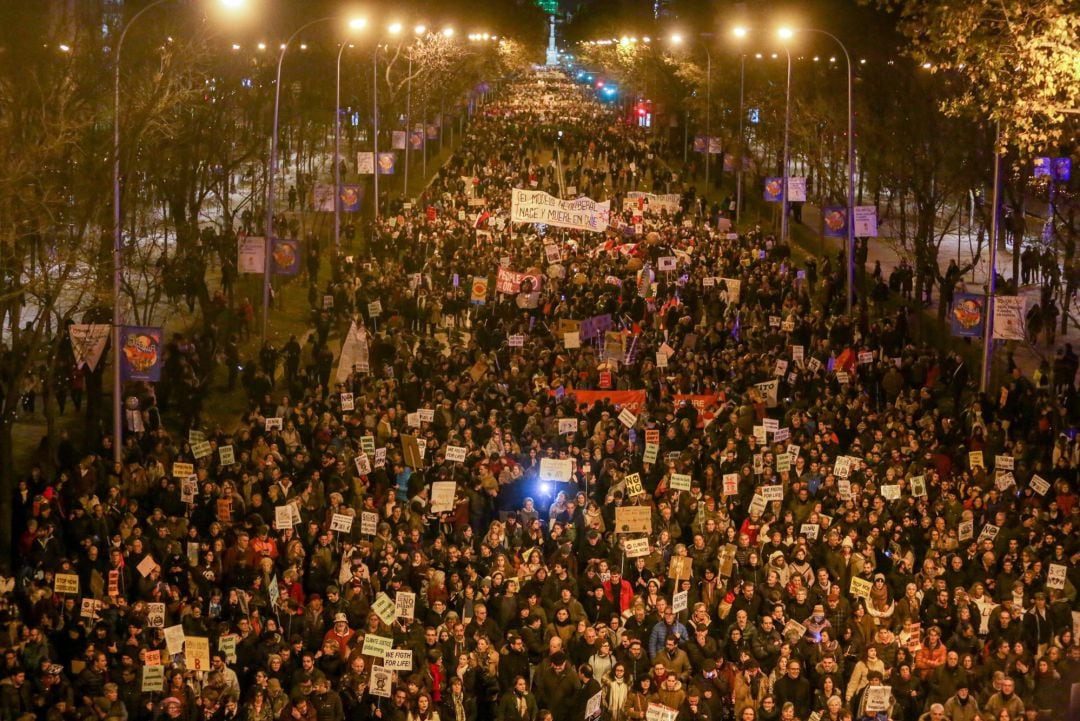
[3,70,1078,721]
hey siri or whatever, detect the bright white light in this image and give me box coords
[59,44,71,52]
[414,24,426,35]
[219,0,244,8]
[539,482,552,495]
[732,27,748,38]
[388,22,402,35]
[777,27,794,40]
[442,27,454,37]
[257,42,266,50]
[232,43,241,50]
[299,43,307,50]
[349,18,368,30]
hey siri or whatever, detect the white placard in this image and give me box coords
[539,457,574,481]
[340,393,355,411]
[558,418,578,435]
[669,473,692,491]
[1047,563,1067,590]
[445,445,468,463]
[672,590,688,613]
[164,624,185,656]
[362,634,394,658]
[430,481,457,513]
[384,649,413,671]
[218,445,235,466]
[418,408,435,423]
[995,455,1014,470]
[369,666,393,697]
[854,206,878,237]
[361,512,378,535]
[564,332,581,349]
[761,485,784,502]
[1030,475,1050,496]
[624,538,650,558]
[618,408,638,428]
[275,505,294,530]
[330,513,354,533]
[371,594,397,625]
[355,453,372,475]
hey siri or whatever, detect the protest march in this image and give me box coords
[4,68,1078,721]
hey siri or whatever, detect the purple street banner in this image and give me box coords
[120,326,163,382]
[950,293,986,338]
[377,153,396,175]
[426,124,439,140]
[271,239,301,276]
[408,130,425,150]
[391,131,407,150]
[579,314,614,341]
[692,136,707,153]
[707,137,722,155]
[1034,156,1072,182]
[764,177,784,202]
[1052,157,1071,182]
[822,207,848,237]
[339,184,362,212]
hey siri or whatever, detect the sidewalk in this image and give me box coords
[786,199,1079,378]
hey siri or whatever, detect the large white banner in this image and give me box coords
[336,322,370,382]
[511,189,609,232]
[69,324,111,371]
[992,296,1026,341]
[626,192,681,214]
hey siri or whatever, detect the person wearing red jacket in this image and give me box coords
[603,569,633,614]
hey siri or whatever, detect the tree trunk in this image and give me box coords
[0,418,16,565]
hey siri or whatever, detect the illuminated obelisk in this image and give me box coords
[546,16,559,66]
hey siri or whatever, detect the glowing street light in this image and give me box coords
[388,22,403,35]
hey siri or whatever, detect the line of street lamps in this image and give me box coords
[600,24,856,315]
[112,2,488,461]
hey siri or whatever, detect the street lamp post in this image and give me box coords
[981,122,1002,392]
[335,18,368,255]
[780,45,792,244]
[736,53,745,226]
[112,0,244,462]
[263,17,334,345]
[794,28,856,315]
[372,44,380,219]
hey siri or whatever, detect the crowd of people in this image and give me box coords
[3,69,1079,721]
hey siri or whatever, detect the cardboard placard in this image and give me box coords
[623,472,644,497]
[172,462,194,478]
[615,506,652,534]
[430,481,456,513]
[184,636,211,672]
[147,602,166,628]
[850,577,873,599]
[54,573,79,595]
[401,434,425,468]
[618,408,638,428]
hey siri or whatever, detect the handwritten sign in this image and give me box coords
[54,573,79,595]
[394,591,416,619]
[384,649,413,670]
[330,513,354,533]
[172,462,194,478]
[361,512,378,535]
[445,445,468,463]
[850,577,873,599]
[669,473,692,491]
[218,445,235,466]
[372,594,397,625]
[623,473,644,497]
[362,634,394,658]
[615,506,651,534]
[618,408,638,428]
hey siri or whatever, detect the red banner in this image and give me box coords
[674,393,726,427]
[495,268,543,294]
[553,389,647,412]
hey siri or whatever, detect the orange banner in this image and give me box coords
[554,389,647,412]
